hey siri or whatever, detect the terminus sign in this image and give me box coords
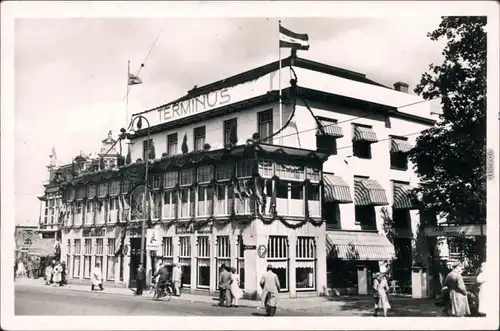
[158,88,231,122]
[424,224,486,237]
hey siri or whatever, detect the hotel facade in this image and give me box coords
[40,55,447,299]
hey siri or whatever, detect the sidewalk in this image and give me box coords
[15,277,439,315]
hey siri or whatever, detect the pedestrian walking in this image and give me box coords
[91,261,104,291]
[16,259,26,278]
[373,272,391,317]
[26,259,33,278]
[53,262,63,286]
[218,264,232,307]
[60,261,67,285]
[172,262,182,296]
[445,262,470,317]
[475,262,488,317]
[135,263,145,296]
[44,262,53,285]
[260,264,281,316]
[230,267,243,307]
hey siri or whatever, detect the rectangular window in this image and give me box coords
[142,139,153,161]
[83,239,92,278]
[353,141,372,159]
[121,180,130,195]
[97,183,108,197]
[216,163,234,181]
[324,202,341,230]
[167,133,178,156]
[354,205,377,230]
[258,161,273,178]
[95,238,104,274]
[163,171,178,188]
[216,236,231,290]
[76,186,86,200]
[180,169,195,186]
[197,166,213,184]
[258,109,273,144]
[296,237,316,291]
[307,168,320,183]
[236,159,254,178]
[237,235,245,289]
[267,236,288,292]
[179,237,191,286]
[162,237,173,257]
[106,239,116,281]
[197,236,210,288]
[67,187,76,201]
[152,175,162,190]
[276,164,305,181]
[223,118,237,146]
[390,152,409,170]
[87,184,97,198]
[194,126,206,151]
[109,181,120,196]
[73,239,81,278]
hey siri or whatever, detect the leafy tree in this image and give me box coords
[410,16,486,269]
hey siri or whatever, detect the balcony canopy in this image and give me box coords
[392,182,419,210]
[354,179,389,206]
[323,174,352,204]
[352,126,378,143]
[390,138,413,154]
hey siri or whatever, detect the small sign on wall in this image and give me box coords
[146,229,160,251]
[257,245,267,258]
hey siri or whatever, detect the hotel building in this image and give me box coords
[42,55,443,299]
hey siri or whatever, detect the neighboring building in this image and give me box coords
[53,54,439,299]
[14,225,38,259]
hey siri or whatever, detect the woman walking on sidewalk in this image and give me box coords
[91,261,104,291]
[373,273,391,317]
[230,267,243,307]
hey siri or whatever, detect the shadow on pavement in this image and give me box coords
[251,312,269,317]
[324,296,443,317]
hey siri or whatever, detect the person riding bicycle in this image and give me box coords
[153,263,171,292]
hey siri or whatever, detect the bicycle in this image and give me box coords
[152,280,173,301]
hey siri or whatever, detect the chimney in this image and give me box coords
[394,81,409,93]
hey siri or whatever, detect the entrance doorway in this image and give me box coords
[129,238,146,288]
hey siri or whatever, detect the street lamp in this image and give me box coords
[121,115,151,267]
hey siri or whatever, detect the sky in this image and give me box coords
[14,16,445,226]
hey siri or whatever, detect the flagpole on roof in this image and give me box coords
[126,60,130,129]
[278,20,283,145]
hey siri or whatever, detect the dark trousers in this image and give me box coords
[136,279,144,295]
[219,288,232,306]
[91,284,104,291]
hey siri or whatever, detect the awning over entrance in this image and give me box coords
[352,126,378,143]
[318,119,344,138]
[390,138,413,153]
[323,174,353,204]
[27,238,56,257]
[354,179,389,206]
[393,183,418,209]
[326,231,395,261]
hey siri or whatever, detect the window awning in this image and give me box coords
[354,179,389,206]
[391,138,413,153]
[393,183,419,209]
[353,126,378,143]
[326,231,395,261]
[323,174,353,204]
[27,238,56,257]
[318,119,344,138]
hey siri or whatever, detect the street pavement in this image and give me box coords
[14,278,442,316]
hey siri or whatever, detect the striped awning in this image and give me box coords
[326,231,395,261]
[353,126,378,143]
[318,119,344,138]
[391,138,413,153]
[393,183,418,209]
[323,174,353,204]
[27,238,56,257]
[354,179,389,206]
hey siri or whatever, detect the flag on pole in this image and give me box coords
[128,73,143,85]
[279,25,309,50]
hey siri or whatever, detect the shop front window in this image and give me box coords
[216,236,231,290]
[106,239,116,280]
[197,236,210,288]
[267,236,288,292]
[73,239,81,278]
[179,236,191,287]
[83,238,92,278]
[295,237,316,291]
